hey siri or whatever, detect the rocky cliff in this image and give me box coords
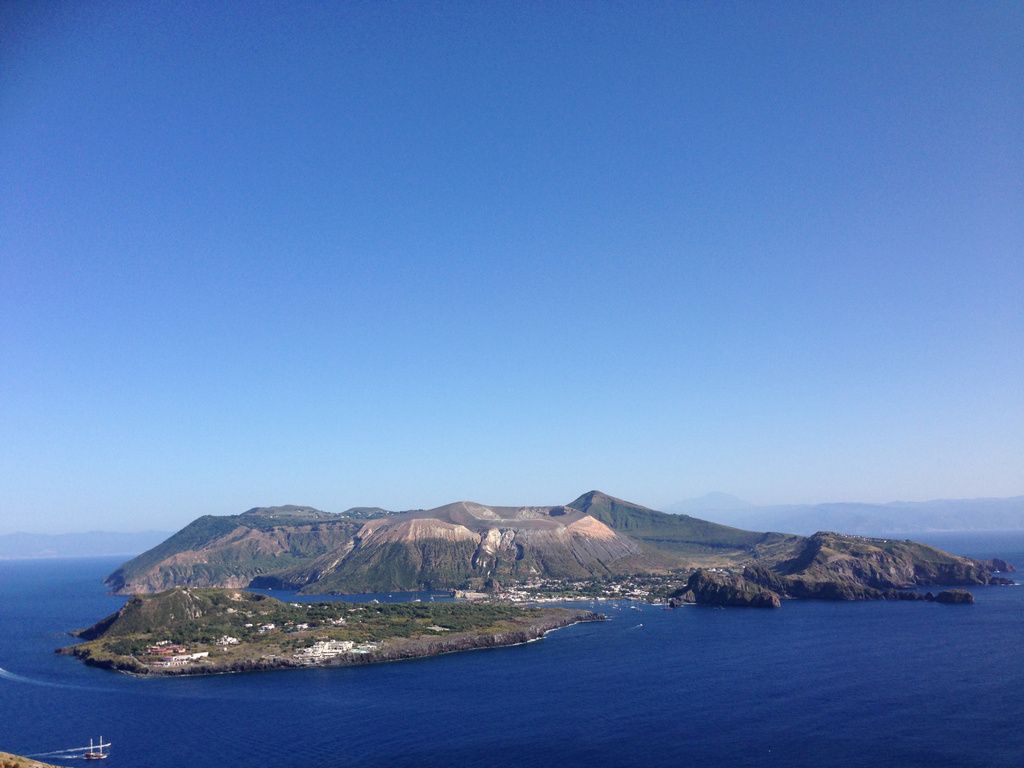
[670,569,782,608]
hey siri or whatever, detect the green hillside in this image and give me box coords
[568,491,800,559]
[105,508,363,593]
[63,587,600,676]
[305,539,483,593]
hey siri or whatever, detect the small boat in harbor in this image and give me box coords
[83,737,111,760]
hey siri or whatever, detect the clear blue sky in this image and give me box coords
[2,2,1021,533]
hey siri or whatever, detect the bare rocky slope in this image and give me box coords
[105,492,1013,598]
[0,753,58,768]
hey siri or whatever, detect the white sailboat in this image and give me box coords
[83,737,111,760]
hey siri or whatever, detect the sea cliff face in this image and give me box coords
[104,512,362,594]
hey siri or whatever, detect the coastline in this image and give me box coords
[60,608,603,678]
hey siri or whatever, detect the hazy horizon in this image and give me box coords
[2,3,1021,535]
[3,488,1023,536]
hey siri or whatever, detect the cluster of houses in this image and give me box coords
[252,621,316,634]
[453,590,490,601]
[293,639,355,660]
[143,642,211,668]
[293,638,380,663]
[145,641,187,656]
[496,577,657,602]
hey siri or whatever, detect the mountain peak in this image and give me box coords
[567,491,656,514]
[567,490,611,510]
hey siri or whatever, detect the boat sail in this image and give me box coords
[83,737,111,760]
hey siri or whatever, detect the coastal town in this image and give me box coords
[458,572,696,604]
[138,633,383,670]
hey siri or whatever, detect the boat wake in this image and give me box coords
[25,747,89,759]
[26,738,110,761]
[0,665,59,687]
[0,664,97,692]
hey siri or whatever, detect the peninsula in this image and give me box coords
[61,587,601,676]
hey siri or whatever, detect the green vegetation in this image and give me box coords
[82,588,530,645]
[308,539,483,594]
[106,510,363,593]
[569,491,799,557]
[64,588,598,676]
[109,515,241,577]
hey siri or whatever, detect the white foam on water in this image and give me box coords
[0,664,95,692]
[0,665,54,686]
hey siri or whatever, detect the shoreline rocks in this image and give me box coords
[931,589,975,605]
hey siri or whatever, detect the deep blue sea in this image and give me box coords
[1,532,1022,768]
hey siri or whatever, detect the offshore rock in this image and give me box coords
[933,589,975,605]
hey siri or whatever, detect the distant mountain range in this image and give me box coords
[666,494,1024,535]
[0,531,172,560]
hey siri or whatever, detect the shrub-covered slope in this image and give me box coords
[105,507,363,593]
